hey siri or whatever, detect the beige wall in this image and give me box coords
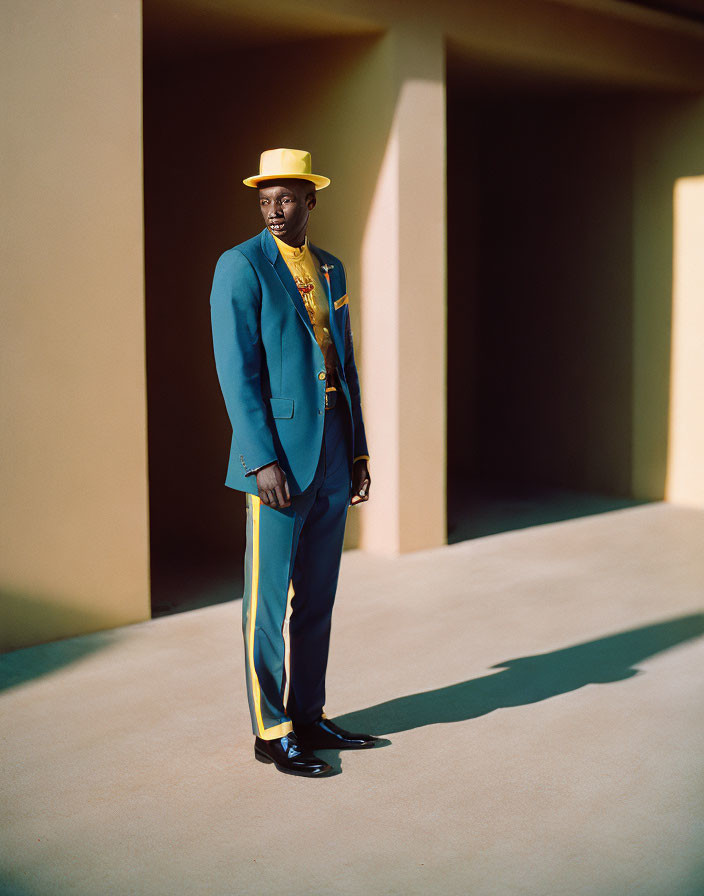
[1,0,150,651]
[632,95,704,502]
[4,0,704,647]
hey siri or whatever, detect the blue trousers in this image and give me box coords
[242,396,353,739]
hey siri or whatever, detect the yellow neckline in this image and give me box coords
[272,232,308,260]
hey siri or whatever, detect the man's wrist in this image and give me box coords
[248,459,278,477]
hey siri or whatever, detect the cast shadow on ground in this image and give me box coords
[0,630,122,693]
[0,589,125,694]
[446,481,651,543]
[332,612,704,741]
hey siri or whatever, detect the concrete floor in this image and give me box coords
[2,502,704,896]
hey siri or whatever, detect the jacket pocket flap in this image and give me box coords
[270,397,294,419]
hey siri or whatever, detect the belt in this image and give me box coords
[325,367,341,410]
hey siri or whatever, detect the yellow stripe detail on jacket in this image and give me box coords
[334,293,349,310]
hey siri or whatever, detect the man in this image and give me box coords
[209,148,376,777]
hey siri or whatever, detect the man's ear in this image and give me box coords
[306,191,317,211]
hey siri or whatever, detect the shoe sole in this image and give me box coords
[254,748,332,777]
[298,740,377,751]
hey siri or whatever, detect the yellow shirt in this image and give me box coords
[272,233,339,378]
[272,233,369,467]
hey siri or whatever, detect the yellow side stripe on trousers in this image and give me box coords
[247,494,293,740]
[282,580,295,711]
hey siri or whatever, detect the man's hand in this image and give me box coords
[350,459,370,506]
[256,461,291,508]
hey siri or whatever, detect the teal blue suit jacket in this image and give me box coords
[210,227,369,496]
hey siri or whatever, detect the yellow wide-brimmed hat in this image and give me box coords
[243,148,330,189]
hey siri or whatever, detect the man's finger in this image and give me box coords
[274,484,288,507]
[283,476,290,503]
[351,485,370,505]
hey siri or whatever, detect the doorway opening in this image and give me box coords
[446,54,689,543]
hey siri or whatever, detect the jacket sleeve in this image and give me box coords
[210,249,279,475]
[340,266,369,462]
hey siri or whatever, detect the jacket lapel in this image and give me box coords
[308,240,346,369]
[260,228,317,344]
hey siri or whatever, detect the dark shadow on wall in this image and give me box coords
[150,554,243,617]
[334,612,704,735]
[447,83,641,506]
[446,64,703,539]
[143,31,391,617]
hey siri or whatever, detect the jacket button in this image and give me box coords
[318,371,326,381]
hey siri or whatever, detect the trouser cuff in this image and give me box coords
[255,720,293,741]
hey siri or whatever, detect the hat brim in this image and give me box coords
[242,172,330,189]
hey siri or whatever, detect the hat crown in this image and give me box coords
[259,148,312,178]
[242,148,330,189]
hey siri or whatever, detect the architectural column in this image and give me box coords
[667,174,704,506]
[360,25,447,554]
[1,0,150,649]
[633,96,704,506]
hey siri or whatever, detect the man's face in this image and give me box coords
[258,179,316,248]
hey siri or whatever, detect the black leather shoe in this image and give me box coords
[295,717,378,750]
[254,733,332,777]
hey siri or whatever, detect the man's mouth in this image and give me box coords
[268,220,285,233]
